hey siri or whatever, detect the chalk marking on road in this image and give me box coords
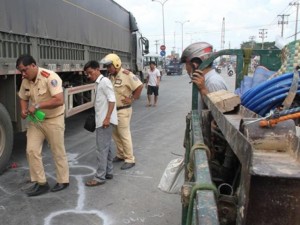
[68,148,96,163]
[44,210,109,225]
[44,163,111,225]
[116,170,152,179]
[75,176,84,210]
[0,185,13,196]
[123,217,146,224]
[119,174,152,179]
[149,212,165,218]
[122,212,165,224]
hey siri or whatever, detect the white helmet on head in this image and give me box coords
[180,42,213,63]
[100,53,122,69]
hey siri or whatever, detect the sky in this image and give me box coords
[114,0,297,55]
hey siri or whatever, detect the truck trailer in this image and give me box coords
[0,0,149,173]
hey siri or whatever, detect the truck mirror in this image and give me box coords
[144,40,149,54]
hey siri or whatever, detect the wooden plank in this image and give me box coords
[207,90,241,113]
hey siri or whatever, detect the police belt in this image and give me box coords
[116,105,131,111]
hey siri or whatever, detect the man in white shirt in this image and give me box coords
[146,61,161,107]
[83,60,118,186]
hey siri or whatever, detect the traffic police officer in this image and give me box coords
[17,54,69,196]
[100,53,143,170]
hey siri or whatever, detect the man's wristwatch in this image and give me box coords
[35,104,40,110]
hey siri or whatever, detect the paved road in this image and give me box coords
[0,74,195,225]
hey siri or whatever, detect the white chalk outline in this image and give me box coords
[44,164,111,225]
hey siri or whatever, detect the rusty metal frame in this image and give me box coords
[182,110,220,225]
[203,93,300,225]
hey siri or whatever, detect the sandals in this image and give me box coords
[85,179,105,187]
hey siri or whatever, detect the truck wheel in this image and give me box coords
[0,103,13,174]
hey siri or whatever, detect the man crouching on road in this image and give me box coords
[17,54,69,196]
[100,53,143,170]
[84,60,118,186]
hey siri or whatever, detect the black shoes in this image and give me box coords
[26,182,50,197]
[51,183,69,192]
[113,157,135,170]
[24,182,69,196]
[121,162,135,170]
[112,156,124,162]
[105,174,113,179]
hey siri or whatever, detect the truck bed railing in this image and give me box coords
[182,110,220,225]
[64,83,95,118]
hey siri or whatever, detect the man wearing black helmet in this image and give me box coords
[181,42,228,110]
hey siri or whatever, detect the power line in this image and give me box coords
[269,2,293,25]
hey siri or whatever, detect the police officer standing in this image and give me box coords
[100,54,143,170]
[17,54,69,196]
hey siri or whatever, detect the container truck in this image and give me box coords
[0,0,149,173]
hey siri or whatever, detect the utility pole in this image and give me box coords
[186,32,196,44]
[290,2,300,40]
[221,17,225,50]
[259,29,268,49]
[175,20,190,54]
[249,36,256,48]
[173,32,176,53]
[278,14,289,37]
[154,40,160,54]
[152,0,169,46]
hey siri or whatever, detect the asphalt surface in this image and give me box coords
[0,73,195,225]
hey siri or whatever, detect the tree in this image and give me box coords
[240,41,278,50]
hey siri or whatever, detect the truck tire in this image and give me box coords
[0,103,13,174]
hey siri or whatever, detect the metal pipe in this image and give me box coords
[218,183,233,196]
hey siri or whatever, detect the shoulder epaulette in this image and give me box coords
[41,70,50,78]
[122,69,130,75]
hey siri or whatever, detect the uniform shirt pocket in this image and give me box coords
[25,90,31,97]
[38,87,47,96]
[114,84,124,95]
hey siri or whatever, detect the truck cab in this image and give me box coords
[166,58,182,75]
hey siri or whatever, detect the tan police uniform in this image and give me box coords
[110,68,142,163]
[18,68,69,184]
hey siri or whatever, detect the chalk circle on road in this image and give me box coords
[44,210,109,225]
[69,165,95,177]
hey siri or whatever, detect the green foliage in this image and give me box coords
[240,41,279,50]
